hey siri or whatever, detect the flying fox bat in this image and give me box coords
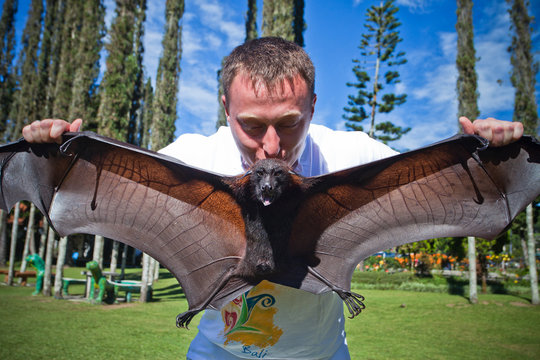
[0,132,538,328]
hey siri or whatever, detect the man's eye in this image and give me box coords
[242,123,264,133]
[279,121,298,129]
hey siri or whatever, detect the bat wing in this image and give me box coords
[0,132,251,311]
[287,135,540,296]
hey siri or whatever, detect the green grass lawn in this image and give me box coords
[0,268,538,359]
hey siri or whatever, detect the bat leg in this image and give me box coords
[307,266,366,319]
[176,268,238,329]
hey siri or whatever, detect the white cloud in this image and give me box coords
[396,0,436,13]
[142,2,166,85]
[474,1,514,116]
[173,0,244,135]
[411,62,457,106]
[397,2,516,150]
[194,0,244,48]
[178,79,218,126]
[439,32,457,58]
[181,27,205,64]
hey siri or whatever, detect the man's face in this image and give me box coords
[223,74,316,168]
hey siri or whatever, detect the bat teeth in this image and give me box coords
[261,189,276,206]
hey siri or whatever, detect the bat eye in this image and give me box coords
[256,169,264,177]
[274,170,283,176]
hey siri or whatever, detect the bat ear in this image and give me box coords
[241,170,252,179]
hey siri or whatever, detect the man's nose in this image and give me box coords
[262,126,280,157]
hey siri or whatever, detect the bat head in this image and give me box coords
[250,159,293,207]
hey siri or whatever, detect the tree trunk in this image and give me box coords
[7,202,20,285]
[38,219,47,259]
[54,236,67,298]
[153,258,160,282]
[20,203,36,274]
[468,236,477,303]
[93,235,104,269]
[521,238,528,268]
[369,56,381,138]
[42,227,55,296]
[478,253,487,294]
[0,210,7,266]
[526,203,539,304]
[28,206,37,254]
[120,243,128,280]
[110,240,119,278]
[140,252,151,303]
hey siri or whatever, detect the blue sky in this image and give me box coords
[7,0,540,151]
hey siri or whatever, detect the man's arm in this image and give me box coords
[22,117,525,147]
[22,118,82,144]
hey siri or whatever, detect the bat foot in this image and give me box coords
[336,290,365,319]
[306,266,366,319]
[176,310,200,329]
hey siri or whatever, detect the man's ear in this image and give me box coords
[310,93,317,119]
[222,95,230,120]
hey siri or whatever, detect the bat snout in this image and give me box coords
[259,183,277,206]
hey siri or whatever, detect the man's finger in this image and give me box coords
[69,118,83,132]
[458,116,474,134]
[50,120,67,142]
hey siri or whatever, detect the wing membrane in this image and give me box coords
[0,132,248,310]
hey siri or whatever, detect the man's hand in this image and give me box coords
[459,116,523,147]
[22,118,82,144]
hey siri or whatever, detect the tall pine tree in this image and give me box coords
[97,0,143,141]
[68,0,106,127]
[94,0,146,274]
[508,0,538,135]
[216,0,260,129]
[139,77,153,149]
[262,0,292,41]
[36,0,59,119]
[149,0,184,151]
[12,0,43,140]
[456,0,480,121]
[293,0,305,47]
[246,0,258,42]
[126,0,147,146]
[507,0,539,305]
[42,0,66,115]
[52,0,83,118]
[343,0,409,144]
[456,0,480,304]
[0,0,18,141]
[262,0,305,47]
[143,0,184,302]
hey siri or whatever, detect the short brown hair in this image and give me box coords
[222,37,315,101]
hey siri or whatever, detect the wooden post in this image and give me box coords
[7,202,20,286]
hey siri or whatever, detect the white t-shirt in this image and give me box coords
[160,124,397,360]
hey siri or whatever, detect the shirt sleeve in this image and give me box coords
[307,124,399,173]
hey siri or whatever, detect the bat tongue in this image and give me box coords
[262,194,273,206]
[261,190,275,206]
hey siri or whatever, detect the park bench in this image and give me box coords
[0,270,37,286]
[110,280,153,302]
[61,277,87,296]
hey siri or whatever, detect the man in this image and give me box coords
[23,37,523,359]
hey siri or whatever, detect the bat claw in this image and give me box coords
[336,290,365,319]
[176,310,199,329]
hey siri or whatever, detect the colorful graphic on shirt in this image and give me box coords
[221,281,283,348]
